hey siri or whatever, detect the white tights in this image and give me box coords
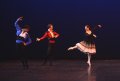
[68,46,92,66]
[68,46,77,50]
[87,54,91,66]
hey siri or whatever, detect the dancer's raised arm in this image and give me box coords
[14,17,23,36]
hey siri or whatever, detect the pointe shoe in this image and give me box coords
[87,61,91,66]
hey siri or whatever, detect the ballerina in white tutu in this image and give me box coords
[68,25,102,66]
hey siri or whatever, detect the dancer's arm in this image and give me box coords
[36,32,48,41]
[14,17,23,36]
[54,32,59,38]
[15,17,23,31]
[93,25,102,31]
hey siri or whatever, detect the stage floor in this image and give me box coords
[0,60,120,81]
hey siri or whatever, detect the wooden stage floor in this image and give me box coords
[0,60,120,81]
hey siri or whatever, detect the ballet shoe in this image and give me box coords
[68,47,73,50]
[87,61,91,66]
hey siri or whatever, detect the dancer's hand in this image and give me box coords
[36,38,41,41]
[98,25,102,28]
[93,34,97,38]
[54,35,58,38]
[17,16,23,21]
[23,42,27,46]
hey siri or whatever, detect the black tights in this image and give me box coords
[43,43,55,65]
[16,43,28,69]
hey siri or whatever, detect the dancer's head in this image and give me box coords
[22,25,30,32]
[48,24,53,31]
[85,25,91,31]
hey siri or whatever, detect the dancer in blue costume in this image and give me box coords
[15,17,32,69]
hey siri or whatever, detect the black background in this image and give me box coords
[0,0,120,60]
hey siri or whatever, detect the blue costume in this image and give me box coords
[15,18,31,45]
[15,17,32,69]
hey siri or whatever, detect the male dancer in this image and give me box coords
[15,17,32,69]
[36,24,59,65]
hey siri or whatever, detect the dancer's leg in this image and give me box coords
[68,45,77,50]
[87,54,91,66]
[42,43,52,65]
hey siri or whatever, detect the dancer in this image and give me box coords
[15,17,32,69]
[36,24,59,65]
[68,25,101,66]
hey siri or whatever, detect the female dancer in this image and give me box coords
[15,17,32,69]
[36,24,59,65]
[68,25,101,66]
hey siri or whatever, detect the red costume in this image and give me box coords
[38,30,59,65]
[39,31,59,43]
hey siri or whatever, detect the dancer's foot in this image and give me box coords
[87,61,91,66]
[68,47,74,50]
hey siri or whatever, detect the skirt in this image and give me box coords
[76,41,96,55]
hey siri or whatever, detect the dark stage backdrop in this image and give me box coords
[0,0,120,59]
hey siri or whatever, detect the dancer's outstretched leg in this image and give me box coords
[68,46,77,50]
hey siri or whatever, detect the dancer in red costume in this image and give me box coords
[36,24,59,65]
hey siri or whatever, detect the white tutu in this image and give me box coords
[76,41,96,54]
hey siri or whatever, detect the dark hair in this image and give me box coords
[22,25,30,29]
[85,25,92,31]
[47,24,53,28]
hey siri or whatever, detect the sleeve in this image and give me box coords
[93,25,102,33]
[15,18,22,36]
[14,18,21,31]
[26,34,32,45]
[39,32,48,40]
